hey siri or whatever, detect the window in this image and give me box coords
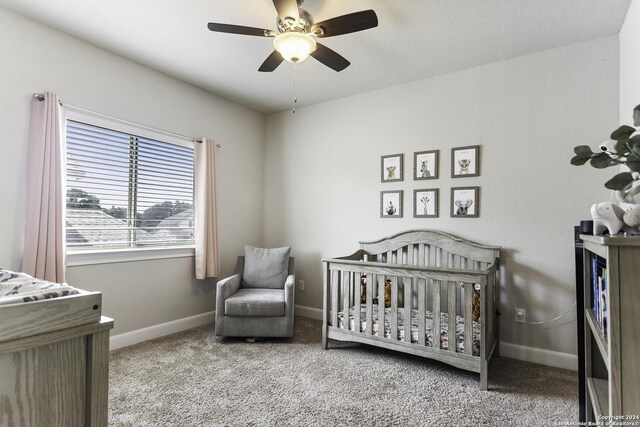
[65,112,195,256]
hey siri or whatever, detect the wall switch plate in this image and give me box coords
[515,308,526,324]
[297,280,305,291]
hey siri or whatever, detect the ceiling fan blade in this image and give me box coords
[272,0,300,24]
[310,43,350,72]
[207,22,275,37]
[311,10,378,38]
[258,50,285,72]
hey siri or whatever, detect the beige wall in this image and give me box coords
[0,7,265,335]
[263,36,618,356]
[620,0,640,122]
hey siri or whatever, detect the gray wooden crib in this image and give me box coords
[322,229,500,390]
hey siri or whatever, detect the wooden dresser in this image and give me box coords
[0,290,113,427]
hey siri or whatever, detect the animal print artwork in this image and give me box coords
[420,196,430,216]
[455,199,473,215]
[458,159,471,174]
[386,201,397,215]
[420,161,430,178]
[386,166,396,180]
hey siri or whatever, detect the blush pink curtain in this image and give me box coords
[194,137,219,279]
[22,92,66,283]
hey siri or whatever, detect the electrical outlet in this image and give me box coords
[515,308,526,324]
[297,280,305,291]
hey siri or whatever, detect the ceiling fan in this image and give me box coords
[207,0,378,72]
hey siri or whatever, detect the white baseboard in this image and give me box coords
[295,304,323,320]
[499,342,577,371]
[110,311,215,351]
[110,306,320,351]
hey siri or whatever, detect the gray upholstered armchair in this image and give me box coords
[215,246,295,338]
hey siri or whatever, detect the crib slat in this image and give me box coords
[486,272,494,352]
[386,250,393,264]
[390,277,398,340]
[404,277,412,343]
[331,270,339,328]
[418,278,426,346]
[481,276,489,388]
[366,273,374,336]
[464,283,474,355]
[355,274,362,334]
[378,276,385,338]
[343,271,350,330]
[448,281,457,353]
[432,279,441,349]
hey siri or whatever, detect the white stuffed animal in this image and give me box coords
[591,202,625,235]
[614,173,640,205]
[622,205,640,228]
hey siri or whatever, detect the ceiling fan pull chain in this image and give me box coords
[292,62,298,114]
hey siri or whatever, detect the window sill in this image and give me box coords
[67,246,195,267]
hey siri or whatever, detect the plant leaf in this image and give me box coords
[573,145,594,156]
[626,153,640,172]
[629,135,640,156]
[614,140,631,155]
[590,152,616,168]
[605,172,635,191]
[610,125,636,141]
[570,155,590,166]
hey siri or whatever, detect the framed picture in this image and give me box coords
[451,186,479,218]
[380,190,403,218]
[413,150,439,180]
[413,188,439,218]
[381,154,403,183]
[451,145,480,177]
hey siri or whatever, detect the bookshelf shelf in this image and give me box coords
[580,234,640,420]
[586,377,609,419]
[585,309,609,369]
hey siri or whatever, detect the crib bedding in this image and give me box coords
[337,304,481,356]
[0,268,79,306]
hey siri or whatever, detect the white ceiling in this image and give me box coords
[0,0,631,113]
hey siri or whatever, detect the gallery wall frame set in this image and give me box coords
[380,147,481,219]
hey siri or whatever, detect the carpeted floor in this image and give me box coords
[109,317,578,426]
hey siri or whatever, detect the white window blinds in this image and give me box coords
[66,120,195,251]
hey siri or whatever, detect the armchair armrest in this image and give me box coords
[284,274,295,317]
[216,273,242,315]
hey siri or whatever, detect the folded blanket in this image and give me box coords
[0,268,79,306]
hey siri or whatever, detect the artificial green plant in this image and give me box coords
[571,125,640,191]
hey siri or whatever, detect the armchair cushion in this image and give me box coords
[243,246,291,289]
[224,288,285,317]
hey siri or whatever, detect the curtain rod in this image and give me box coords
[33,93,221,148]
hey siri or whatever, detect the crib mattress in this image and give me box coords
[337,304,480,356]
[0,268,79,306]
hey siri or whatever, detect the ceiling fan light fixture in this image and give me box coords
[273,31,316,63]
